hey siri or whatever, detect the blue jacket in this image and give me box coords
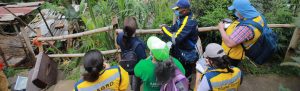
[162,13,198,59]
[117,32,147,61]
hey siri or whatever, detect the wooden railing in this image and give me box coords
[34,24,296,58]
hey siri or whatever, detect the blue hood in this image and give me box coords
[228,0,260,19]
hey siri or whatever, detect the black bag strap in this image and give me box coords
[239,16,264,52]
[118,32,141,52]
[239,16,265,33]
[130,40,141,52]
[117,66,122,90]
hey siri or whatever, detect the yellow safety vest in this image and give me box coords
[74,65,129,91]
[205,67,242,91]
[222,16,264,60]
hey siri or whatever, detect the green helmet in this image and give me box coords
[147,36,170,61]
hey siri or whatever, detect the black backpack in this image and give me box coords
[239,16,278,64]
[119,41,140,75]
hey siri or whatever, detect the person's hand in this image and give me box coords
[218,22,225,31]
[159,24,168,28]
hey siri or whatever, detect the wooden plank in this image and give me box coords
[32,53,57,88]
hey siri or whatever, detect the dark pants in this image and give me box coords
[179,60,196,77]
[170,47,197,77]
[130,75,141,91]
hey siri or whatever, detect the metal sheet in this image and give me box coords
[0,1,44,22]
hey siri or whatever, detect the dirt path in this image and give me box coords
[239,74,300,91]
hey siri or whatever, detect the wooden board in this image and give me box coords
[31,53,57,88]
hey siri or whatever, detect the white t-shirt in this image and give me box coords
[196,57,208,74]
[196,76,211,91]
[195,57,211,91]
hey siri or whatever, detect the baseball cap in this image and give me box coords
[147,36,170,61]
[171,0,190,10]
[228,0,260,19]
[203,43,225,58]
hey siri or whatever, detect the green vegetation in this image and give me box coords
[3,67,26,77]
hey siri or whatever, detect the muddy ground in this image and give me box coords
[0,34,27,66]
[239,75,300,91]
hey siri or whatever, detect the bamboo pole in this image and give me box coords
[116,24,296,34]
[37,25,114,41]
[48,49,121,58]
[280,62,300,68]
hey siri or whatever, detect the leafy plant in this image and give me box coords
[3,67,25,77]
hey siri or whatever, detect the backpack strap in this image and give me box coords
[130,40,141,51]
[170,68,187,91]
[239,17,264,33]
[239,16,264,51]
[117,66,122,90]
[204,70,223,91]
[118,32,141,52]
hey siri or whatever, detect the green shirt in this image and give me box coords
[134,56,186,91]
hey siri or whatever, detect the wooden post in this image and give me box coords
[35,28,44,53]
[284,28,300,61]
[20,26,36,62]
[111,16,121,61]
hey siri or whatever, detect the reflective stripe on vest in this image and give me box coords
[206,68,242,91]
[210,72,241,88]
[162,16,189,38]
[222,16,264,60]
[78,72,120,91]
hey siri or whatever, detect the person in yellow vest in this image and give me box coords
[218,0,265,66]
[195,43,242,91]
[74,50,129,91]
[0,58,9,91]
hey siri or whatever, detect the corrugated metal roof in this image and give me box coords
[27,9,69,38]
[0,1,44,22]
